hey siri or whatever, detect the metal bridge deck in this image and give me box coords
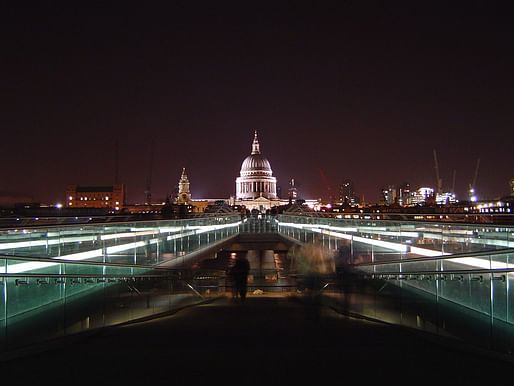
[1,294,512,386]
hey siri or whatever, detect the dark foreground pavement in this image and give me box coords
[1,295,513,386]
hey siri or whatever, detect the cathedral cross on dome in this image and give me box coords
[251,130,260,155]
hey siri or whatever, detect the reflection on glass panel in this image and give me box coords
[1,263,203,353]
[0,258,5,352]
[0,215,242,266]
[5,275,66,350]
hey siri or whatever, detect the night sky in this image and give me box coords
[2,1,513,205]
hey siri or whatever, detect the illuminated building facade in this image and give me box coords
[435,192,457,205]
[398,183,411,206]
[66,184,125,210]
[235,131,280,211]
[467,200,512,214]
[288,179,298,202]
[175,168,193,205]
[339,180,360,206]
[379,185,397,206]
[411,187,434,205]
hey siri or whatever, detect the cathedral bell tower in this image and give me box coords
[176,167,192,204]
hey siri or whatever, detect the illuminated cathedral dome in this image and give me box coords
[236,131,277,200]
[240,145,272,177]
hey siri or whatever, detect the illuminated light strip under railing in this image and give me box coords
[416,226,514,239]
[312,224,420,238]
[278,222,343,231]
[355,230,420,238]
[414,232,514,248]
[0,230,168,251]
[295,222,514,270]
[128,227,161,232]
[48,230,101,238]
[278,222,306,230]
[319,229,352,240]
[424,227,514,236]
[352,235,409,253]
[106,241,147,254]
[447,257,514,270]
[355,226,389,232]
[191,221,242,231]
[278,221,414,238]
[0,235,98,250]
[324,226,358,233]
[5,248,103,274]
[324,228,451,256]
[0,239,51,250]
[5,239,152,274]
[0,221,239,251]
[159,226,183,233]
[280,220,514,250]
[323,232,513,271]
[194,221,242,234]
[101,230,159,241]
[166,222,241,240]
[167,230,197,241]
[308,219,512,241]
[386,255,514,274]
[5,261,61,274]
[3,220,242,273]
[311,228,409,253]
[462,237,514,248]
[282,223,441,256]
[341,225,501,243]
[56,235,98,243]
[414,227,476,236]
[409,246,450,257]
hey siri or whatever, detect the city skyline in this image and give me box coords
[2,2,512,204]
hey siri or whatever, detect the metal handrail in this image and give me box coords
[0,273,174,279]
[185,283,205,299]
[0,213,242,231]
[356,268,514,276]
[0,253,182,270]
[277,212,514,226]
[352,247,514,268]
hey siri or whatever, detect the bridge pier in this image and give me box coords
[247,249,276,280]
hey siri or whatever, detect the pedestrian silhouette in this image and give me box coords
[226,260,237,300]
[231,255,250,303]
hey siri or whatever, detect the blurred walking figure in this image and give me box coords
[231,254,250,303]
[226,263,237,300]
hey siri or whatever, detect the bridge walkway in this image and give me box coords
[1,293,513,386]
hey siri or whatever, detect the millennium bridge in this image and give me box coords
[1,211,514,385]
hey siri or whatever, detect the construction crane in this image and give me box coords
[468,158,480,202]
[451,169,456,195]
[114,139,119,185]
[433,149,443,195]
[319,169,333,203]
[144,139,155,205]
